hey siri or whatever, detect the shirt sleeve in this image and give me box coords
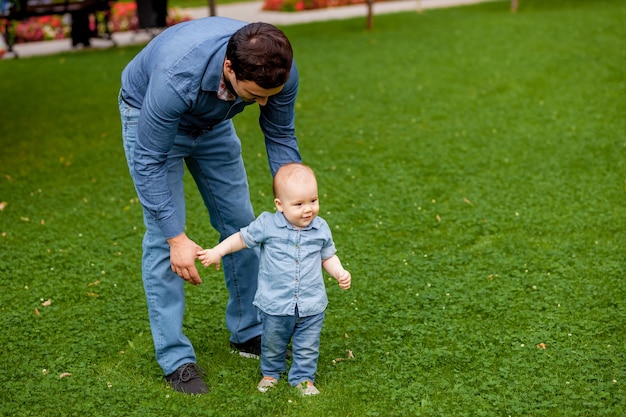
[259,59,302,176]
[240,213,268,248]
[318,219,337,261]
[132,72,189,239]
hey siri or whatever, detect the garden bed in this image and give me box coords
[262,0,391,12]
[0,1,190,53]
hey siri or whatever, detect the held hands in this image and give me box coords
[196,232,245,271]
[168,233,203,285]
[197,248,223,270]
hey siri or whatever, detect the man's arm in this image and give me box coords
[131,78,206,284]
[132,76,188,239]
[259,60,302,176]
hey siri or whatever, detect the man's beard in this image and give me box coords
[223,78,237,97]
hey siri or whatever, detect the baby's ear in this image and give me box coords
[274,198,284,212]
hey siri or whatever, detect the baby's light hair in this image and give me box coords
[273,163,317,199]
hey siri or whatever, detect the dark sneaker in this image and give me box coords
[230,335,292,359]
[165,363,208,395]
[230,335,261,359]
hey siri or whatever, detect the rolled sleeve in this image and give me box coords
[132,74,188,239]
[240,214,269,249]
[260,60,302,176]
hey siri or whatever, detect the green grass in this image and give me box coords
[1,0,625,415]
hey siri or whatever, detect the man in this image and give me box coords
[118,18,301,394]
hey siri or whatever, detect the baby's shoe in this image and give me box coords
[296,380,320,396]
[257,376,278,392]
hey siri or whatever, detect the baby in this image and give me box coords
[198,162,351,395]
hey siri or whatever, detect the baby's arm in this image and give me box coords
[197,232,247,270]
[322,255,351,290]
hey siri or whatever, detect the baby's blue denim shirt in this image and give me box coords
[241,211,336,317]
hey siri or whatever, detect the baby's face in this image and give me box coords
[275,177,319,229]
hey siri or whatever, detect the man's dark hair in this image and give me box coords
[226,22,293,89]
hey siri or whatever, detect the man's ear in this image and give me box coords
[274,198,283,212]
[224,59,234,75]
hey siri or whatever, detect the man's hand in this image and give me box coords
[168,233,203,285]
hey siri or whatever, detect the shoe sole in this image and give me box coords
[258,383,276,392]
[231,349,260,359]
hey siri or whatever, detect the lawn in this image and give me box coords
[0,0,625,415]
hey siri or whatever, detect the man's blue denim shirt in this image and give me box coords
[120,17,300,239]
[241,211,337,317]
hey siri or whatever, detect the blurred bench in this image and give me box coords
[1,0,114,56]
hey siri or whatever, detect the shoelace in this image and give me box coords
[178,363,206,382]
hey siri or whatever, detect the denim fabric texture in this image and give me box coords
[117,17,301,376]
[260,309,324,386]
[240,211,336,317]
[120,95,269,375]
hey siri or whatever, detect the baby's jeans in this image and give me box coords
[259,309,325,386]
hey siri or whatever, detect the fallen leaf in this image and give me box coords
[88,280,101,287]
[0,201,7,211]
[34,308,41,316]
[42,299,52,307]
[59,372,72,379]
[334,350,355,363]
[344,333,349,338]
[536,343,547,350]
[435,214,441,223]
[87,292,100,298]
[463,197,474,206]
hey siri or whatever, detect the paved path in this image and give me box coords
[3,0,494,58]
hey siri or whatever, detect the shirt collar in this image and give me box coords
[273,211,321,231]
[218,74,236,101]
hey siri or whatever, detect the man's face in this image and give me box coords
[223,59,284,106]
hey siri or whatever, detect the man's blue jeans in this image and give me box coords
[259,309,324,386]
[119,96,262,375]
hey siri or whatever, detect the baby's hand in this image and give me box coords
[337,270,351,290]
[197,248,222,270]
